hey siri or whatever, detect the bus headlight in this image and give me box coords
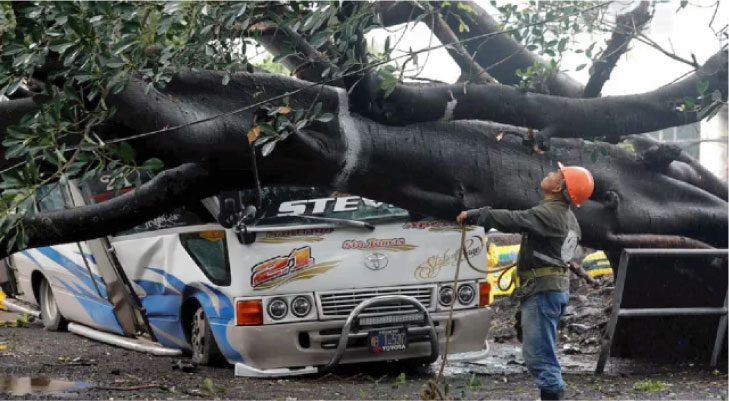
[267,298,288,320]
[458,284,475,304]
[291,296,312,317]
[439,286,454,306]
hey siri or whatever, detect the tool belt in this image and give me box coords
[517,266,568,282]
[511,266,568,299]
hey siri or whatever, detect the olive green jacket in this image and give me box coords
[465,198,580,297]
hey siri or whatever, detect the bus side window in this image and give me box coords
[179,232,231,286]
[37,183,72,211]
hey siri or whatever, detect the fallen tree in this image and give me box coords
[0,1,726,262]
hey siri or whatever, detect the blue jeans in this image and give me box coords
[520,290,569,394]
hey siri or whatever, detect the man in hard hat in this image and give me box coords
[457,162,594,401]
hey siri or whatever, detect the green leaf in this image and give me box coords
[315,113,334,123]
[141,157,163,171]
[557,38,568,53]
[696,80,709,95]
[261,141,276,157]
[254,136,273,146]
[258,122,277,137]
[119,142,135,163]
[3,44,25,56]
[48,41,74,54]
[63,46,83,66]
[222,73,230,86]
[576,64,587,71]
[74,74,95,83]
[112,39,137,56]
[6,126,32,139]
[199,378,214,393]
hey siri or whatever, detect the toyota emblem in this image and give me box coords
[364,253,388,270]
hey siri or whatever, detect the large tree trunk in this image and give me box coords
[0,71,724,257]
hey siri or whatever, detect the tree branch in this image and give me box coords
[627,134,728,201]
[250,21,339,84]
[1,163,217,258]
[598,18,701,70]
[431,13,494,84]
[583,1,652,98]
[440,2,585,97]
[606,234,712,249]
[352,49,727,145]
[377,1,586,96]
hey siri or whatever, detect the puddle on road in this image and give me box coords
[0,376,91,396]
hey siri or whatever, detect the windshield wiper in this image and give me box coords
[261,215,375,230]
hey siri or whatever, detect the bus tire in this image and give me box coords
[190,306,223,365]
[39,278,67,331]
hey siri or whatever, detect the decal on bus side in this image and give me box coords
[258,228,335,244]
[251,247,339,290]
[341,238,418,252]
[414,236,484,280]
[402,221,477,232]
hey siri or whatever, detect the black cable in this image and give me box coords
[249,145,263,211]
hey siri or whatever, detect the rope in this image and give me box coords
[420,223,466,401]
[496,263,516,292]
[459,231,515,290]
[421,227,519,400]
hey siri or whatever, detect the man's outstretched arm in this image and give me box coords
[458,207,544,234]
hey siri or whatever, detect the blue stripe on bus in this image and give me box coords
[141,267,243,362]
[145,267,185,293]
[57,278,124,335]
[36,247,107,298]
[19,250,43,269]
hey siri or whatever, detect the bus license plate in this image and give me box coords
[368,328,408,353]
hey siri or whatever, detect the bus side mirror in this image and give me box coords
[218,192,243,228]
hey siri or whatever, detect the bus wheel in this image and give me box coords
[39,278,67,331]
[190,306,223,365]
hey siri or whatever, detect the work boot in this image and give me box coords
[540,389,565,400]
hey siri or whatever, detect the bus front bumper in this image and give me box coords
[230,302,493,378]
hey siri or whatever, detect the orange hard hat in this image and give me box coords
[557,162,594,207]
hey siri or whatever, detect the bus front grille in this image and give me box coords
[317,285,436,319]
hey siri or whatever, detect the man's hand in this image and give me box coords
[456,211,468,224]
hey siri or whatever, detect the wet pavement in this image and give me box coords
[0,376,91,396]
[0,310,725,399]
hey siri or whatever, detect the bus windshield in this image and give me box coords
[244,187,409,226]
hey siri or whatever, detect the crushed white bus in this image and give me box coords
[2,178,493,377]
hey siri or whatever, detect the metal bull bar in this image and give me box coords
[322,295,439,372]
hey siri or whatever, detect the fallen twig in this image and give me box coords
[346,372,363,381]
[42,362,95,367]
[315,372,341,381]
